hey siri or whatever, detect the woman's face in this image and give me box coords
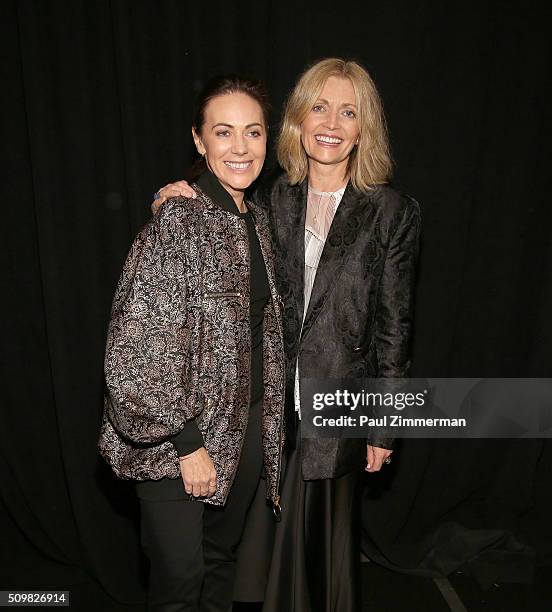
[300,76,360,169]
[192,92,266,201]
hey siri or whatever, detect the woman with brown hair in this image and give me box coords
[154,58,420,611]
[99,75,285,611]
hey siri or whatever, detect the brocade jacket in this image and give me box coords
[98,185,286,506]
[257,172,421,480]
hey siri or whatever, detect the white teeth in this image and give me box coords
[224,161,252,169]
[315,135,342,144]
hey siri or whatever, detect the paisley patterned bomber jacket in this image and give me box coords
[98,185,286,506]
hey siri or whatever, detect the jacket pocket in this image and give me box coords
[203,291,242,299]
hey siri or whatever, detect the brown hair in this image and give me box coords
[188,74,270,180]
[193,74,270,130]
[277,58,393,192]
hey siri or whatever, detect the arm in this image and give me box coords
[368,195,421,456]
[375,195,421,378]
[105,203,200,446]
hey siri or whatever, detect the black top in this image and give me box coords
[168,169,270,458]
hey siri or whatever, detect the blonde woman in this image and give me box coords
[154,58,420,612]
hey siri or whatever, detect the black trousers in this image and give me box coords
[137,402,264,612]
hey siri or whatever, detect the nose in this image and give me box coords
[323,108,339,130]
[231,134,247,155]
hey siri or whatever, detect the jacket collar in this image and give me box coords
[284,179,308,327]
[196,169,244,216]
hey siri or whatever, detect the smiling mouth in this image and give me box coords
[224,161,253,170]
[315,135,343,145]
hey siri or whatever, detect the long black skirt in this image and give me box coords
[263,432,361,612]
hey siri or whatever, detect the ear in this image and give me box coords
[192,127,206,156]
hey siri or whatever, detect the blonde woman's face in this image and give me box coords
[300,76,360,169]
[192,92,266,202]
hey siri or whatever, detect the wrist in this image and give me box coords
[179,446,204,461]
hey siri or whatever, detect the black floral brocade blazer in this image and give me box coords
[257,172,421,480]
[98,186,285,506]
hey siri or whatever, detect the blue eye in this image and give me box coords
[343,109,356,118]
[312,104,325,112]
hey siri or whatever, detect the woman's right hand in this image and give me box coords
[151,180,197,214]
[178,447,217,497]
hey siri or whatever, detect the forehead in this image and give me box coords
[203,92,264,125]
[318,76,356,104]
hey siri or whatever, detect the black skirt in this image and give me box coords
[263,430,362,612]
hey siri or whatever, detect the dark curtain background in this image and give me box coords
[2,0,551,609]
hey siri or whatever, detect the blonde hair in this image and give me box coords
[277,58,393,192]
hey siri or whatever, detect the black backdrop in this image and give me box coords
[2,0,552,608]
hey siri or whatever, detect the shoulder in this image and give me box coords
[160,190,210,225]
[368,184,420,220]
[356,184,420,242]
[142,194,207,246]
[253,167,294,203]
[362,185,421,237]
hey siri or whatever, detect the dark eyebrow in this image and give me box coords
[315,98,357,109]
[211,122,264,130]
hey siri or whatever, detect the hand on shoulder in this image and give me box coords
[151,180,197,215]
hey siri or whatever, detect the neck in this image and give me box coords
[307,159,349,192]
[230,192,247,213]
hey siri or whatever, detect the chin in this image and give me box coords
[227,174,257,190]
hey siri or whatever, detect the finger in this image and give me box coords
[370,451,386,472]
[158,188,181,200]
[183,480,192,495]
[164,188,195,198]
[192,482,203,497]
[366,446,375,471]
[151,199,166,214]
[173,181,197,197]
[371,457,384,472]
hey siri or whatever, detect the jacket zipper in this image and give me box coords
[272,293,285,520]
[250,216,285,517]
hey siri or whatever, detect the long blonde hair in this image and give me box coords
[277,58,393,192]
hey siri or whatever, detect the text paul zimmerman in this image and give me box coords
[311,414,468,428]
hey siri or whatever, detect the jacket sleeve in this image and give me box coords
[370,195,421,449]
[104,203,202,446]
